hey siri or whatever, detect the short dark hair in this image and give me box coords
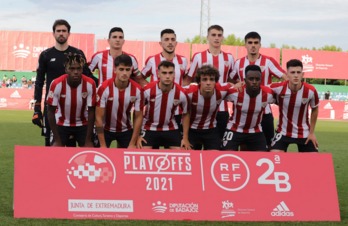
[64,52,86,68]
[208,25,224,33]
[108,27,124,38]
[245,65,262,77]
[286,59,303,69]
[196,65,220,83]
[160,29,175,38]
[244,31,261,42]
[114,54,132,67]
[158,60,175,70]
[52,19,71,32]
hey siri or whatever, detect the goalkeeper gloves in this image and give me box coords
[32,105,43,128]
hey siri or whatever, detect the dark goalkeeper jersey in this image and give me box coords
[34,46,96,103]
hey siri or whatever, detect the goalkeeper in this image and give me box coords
[32,19,97,146]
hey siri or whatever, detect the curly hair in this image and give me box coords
[64,52,86,69]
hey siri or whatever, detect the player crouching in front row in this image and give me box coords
[46,52,96,147]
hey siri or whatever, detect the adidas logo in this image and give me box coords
[324,102,333,110]
[10,90,21,98]
[271,201,294,217]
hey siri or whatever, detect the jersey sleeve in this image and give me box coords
[187,53,200,78]
[141,57,154,78]
[229,59,240,81]
[267,57,286,78]
[87,79,96,107]
[46,80,59,106]
[34,51,47,103]
[310,89,320,109]
[180,91,189,114]
[88,52,100,72]
[96,84,108,108]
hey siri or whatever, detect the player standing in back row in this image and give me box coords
[187,25,235,142]
[230,31,287,149]
[89,27,140,85]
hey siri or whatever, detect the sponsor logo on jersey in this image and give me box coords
[301,98,309,104]
[173,99,180,106]
[47,91,54,99]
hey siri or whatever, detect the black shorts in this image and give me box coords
[189,128,221,150]
[57,125,87,147]
[270,132,318,152]
[104,129,133,148]
[216,111,230,139]
[43,105,76,147]
[261,113,274,147]
[141,130,181,148]
[221,130,268,151]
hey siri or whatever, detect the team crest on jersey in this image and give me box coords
[302,98,309,104]
[260,66,265,72]
[107,97,114,101]
[60,94,66,98]
[82,92,88,99]
[216,100,222,105]
[237,102,243,106]
[130,96,136,103]
[224,61,229,67]
[150,98,155,102]
[262,102,268,108]
[173,99,180,106]
[48,91,54,99]
[180,65,186,71]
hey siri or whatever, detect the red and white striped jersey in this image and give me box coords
[225,85,275,133]
[96,79,144,132]
[270,81,319,138]
[89,50,140,85]
[187,49,235,112]
[230,54,285,113]
[143,81,189,131]
[46,74,96,127]
[141,53,188,85]
[185,83,232,130]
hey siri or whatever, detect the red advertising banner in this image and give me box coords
[14,146,340,221]
[0,88,36,110]
[282,49,348,79]
[0,31,95,71]
[96,40,145,69]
